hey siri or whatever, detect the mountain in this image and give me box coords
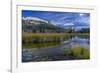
[22,16,89,33]
[22,17,67,33]
[22,17,48,23]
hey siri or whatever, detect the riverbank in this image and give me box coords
[22,32,89,49]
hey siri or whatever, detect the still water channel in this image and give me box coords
[22,35,89,62]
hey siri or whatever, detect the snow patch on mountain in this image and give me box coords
[22,17,48,23]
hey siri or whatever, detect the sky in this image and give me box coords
[22,10,90,28]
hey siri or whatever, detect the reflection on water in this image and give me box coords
[63,36,89,49]
[22,35,90,62]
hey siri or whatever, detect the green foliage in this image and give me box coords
[22,34,71,49]
[64,48,72,56]
[22,33,71,47]
[82,48,90,59]
[72,45,84,58]
[63,45,90,59]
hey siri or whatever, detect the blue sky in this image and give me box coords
[22,10,90,28]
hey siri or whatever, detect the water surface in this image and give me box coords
[22,35,90,62]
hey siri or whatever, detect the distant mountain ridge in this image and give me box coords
[22,17,67,33]
[22,16,89,33]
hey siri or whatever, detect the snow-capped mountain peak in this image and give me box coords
[22,17,48,23]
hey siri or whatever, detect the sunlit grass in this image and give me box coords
[22,32,89,44]
[22,33,71,48]
[64,45,90,59]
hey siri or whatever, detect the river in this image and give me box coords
[22,35,90,62]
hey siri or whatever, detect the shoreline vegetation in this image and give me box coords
[22,32,89,49]
[63,45,90,59]
[22,32,89,36]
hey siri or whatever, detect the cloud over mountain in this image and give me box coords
[22,10,90,29]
